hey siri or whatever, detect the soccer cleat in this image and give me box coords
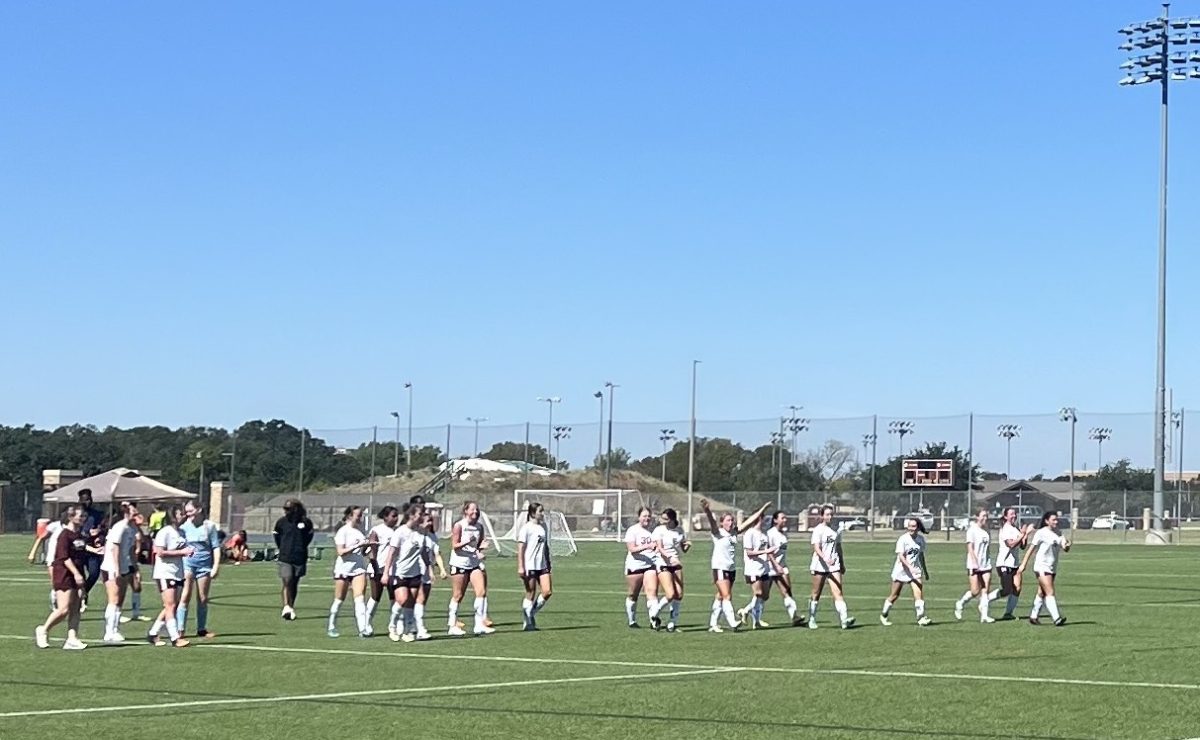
[999,612,1015,621]
[281,607,296,621]
[523,622,538,632]
[666,622,676,633]
[62,638,87,650]
[792,616,808,628]
[388,629,401,642]
[146,634,161,646]
[103,632,126,644]
[736,607,748,626]
[172,638,191,648]
[1028,617,1041,625]
[916,616,932,627]
[416,630,432,641]
[841,617,856,630]
[447,626,467,637]
[879,615,892,626]
[135,614,150,622]
[980,616,996,624]
[196,629,210,638]
[807,619,819,630]
[954,603,964,621]
[120,615,132,624]
[327,628,340,639]
[628,622,640,629]
[758,619,771,629]
[474,625,496,635]
[400,633,416,643]
[34,625,49,649]
[650,615,662,631]
[707,625,724,633]
[1053,617,1067,627]
[362,626,374,638]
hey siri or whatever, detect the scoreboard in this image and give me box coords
[901,459,954,487]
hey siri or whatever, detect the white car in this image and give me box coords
[1091,515,1133,530]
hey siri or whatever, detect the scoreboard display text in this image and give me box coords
[901,459,954,487]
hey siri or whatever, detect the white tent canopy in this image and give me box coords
[42,468,197,504]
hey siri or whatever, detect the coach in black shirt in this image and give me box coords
[273,499,314,621]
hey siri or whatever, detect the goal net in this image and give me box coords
[492,510,578,557]
[511,489,641,542]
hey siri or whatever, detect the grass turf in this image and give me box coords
[1,533,1199,739]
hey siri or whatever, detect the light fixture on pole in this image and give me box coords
[889,420,915,510]
[785,415,810,464]
[553,425,571,471]
[1089,427,1113,470]
[404,382,413,472]
[536,397,561,469]
[389,411,400,477]
[997,424,1022,508]
[466,417,488,457]
[1119,4,1200,534]
[659,428,676,481]
[1059,408,1078,530]
[604,381,618,488]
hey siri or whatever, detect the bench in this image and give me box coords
[245,534,332,561]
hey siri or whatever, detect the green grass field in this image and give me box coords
[2,533,1199,739]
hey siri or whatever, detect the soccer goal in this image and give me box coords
[511,489,640,542]
[491,509,578,558]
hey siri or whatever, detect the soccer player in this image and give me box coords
[701,498,770,633]
[274,499,315,621]
[99,502,139,643]
[651,507,689,632]
[328,506,371,638]
[995,506,1031,620]
[77,488,106,611]
[123,510,150,624]
[178,502,222,638]
[516,502,553,631]
[737,514,776,629]
[147,505,195,648]
[624,507,662,629]
[365,505,400,635]
[954,509,996,623]
[415,509,447,640]
[28,510,68,612]
[1019,511,1070,626]
[809,504,855,629]
[766,510,804,626]
[447,501,493,636]
[35,505,88,650]
[379,503,427,642]
[880,517,932,626]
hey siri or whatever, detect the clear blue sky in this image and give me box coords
[3,2,1199,474]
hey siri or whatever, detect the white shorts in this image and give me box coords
[891,569,924,583]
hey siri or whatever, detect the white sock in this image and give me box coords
[753,599,764,622]
[809,599,819,622]
[1045,596,1061,621]
[328,599,343,631]
[366,597,378,620]
[721,599,738,628]
[414,603,426,633]
[648,597,662,619]
[957,590,974,607]
[670,599,681,622]
[979,592,991,618]
[481,597,489,619]
[1030,596,1044,618]
[448,599,460,627]
[914,600,925,619]
[49,590,56,611]
[834,599,849,623]
[473,597,486,628]
[625,598,637,625]
[881,599,893,616]
[354,596,368,634]
[1005,594,1019,615]
[657,596,670,615]
[165,617,181,642]
[105,604,121,635]
[402,607,414,633]
[709,599,721,628]
[522,598,534,621]
[533,594,547,614]
[131,592,141,617]
[988,588,1001,601]
[149,618,165,637]
[389,603,402,631]
[743,595,758,614]
[784,596,797,619]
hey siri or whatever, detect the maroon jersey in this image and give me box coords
[51,528,88,591]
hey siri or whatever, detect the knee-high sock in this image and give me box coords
[196,602,209,632]
[988,588,1001,601]
[176,604,188,634]
[105,604,121,635]
[979,592,991,618]
[1044,596,1061,621]
[670,599,681,622]
[389,603,402,631]
[721,599,738,628]
[414,603,426,633]
[533,594,547,614]
[366,597,378,621]
[834,599,849,623]
[522,598,534,622]
[647,596,662,619]
[447,599,460,627]
[1030,595,1044,618]
[881,599,894,616]
[783,596,797,619]
[709,599,721,628]
[473,597,486,628]
[809,598,820,622]
[957,590,975,607]
[165,615,181,641]
[354,595,368,634]
[914,599,926,619]
[625,598,637,624]
[328,599,343,631]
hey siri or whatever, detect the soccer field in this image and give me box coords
[2,534,1199,739]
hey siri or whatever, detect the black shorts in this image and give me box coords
[997,566,1017,575]
[712,569,736,583]
[522,568,551,579]
[278,561,307,580]
[157,578,183,592]
[1035,571,1056,579]
[968,568,992,576]
[745,574,770,584]
[626,567,655,577]
[658,564,682,574]
[390,575,422,589]
[450,565,479,577]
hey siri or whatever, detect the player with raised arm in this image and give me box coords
[809,504,855,629]
[881,517,932,626]
[328,506,371,638]
[447,501,494,636]
[415,509,447,640]
[147,505,195,648]
[651,508,689,632]
[623,507,662,629]
[995,507,1031,620]
[364,505,400,635]
[954,509,996,623]
[737,514,776,629]
[702,498,770,633]
[517,502,553,631]
[1019,511,1070,626]
[35,505,89,650]
[178,502,222,638]
[99,502,139,643]
[765,511,804,626]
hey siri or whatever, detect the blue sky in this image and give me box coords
[2,2,1199,474]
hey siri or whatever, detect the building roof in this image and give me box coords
[978,480,1075,501]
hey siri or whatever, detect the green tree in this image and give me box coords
[1081,459,1152,516]
[592,447,632,472]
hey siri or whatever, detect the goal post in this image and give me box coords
[493,509,578,558]
[512,489,639,542]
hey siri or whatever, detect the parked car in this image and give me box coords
[951,516,970,531]
[1091,515,1134,530]
[836,516,869,531]
[894,511,936,531]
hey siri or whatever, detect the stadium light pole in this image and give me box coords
[771,429,787,508]
[687,360,700,528]
[863,428,877,534]
[659,429,676,481]
[784,405,804,461]
[594,390,604,463]
[553,426,571,471]
[1119,5,1200,534]
[889,420,915,510]
[1090,427,1113,470]
[196,451,205,501]
[537,397,561,468]
[604,381,618,488]
[1059,408,1078,530]
[997,425,1021,507]
[390,411,400,477]
[404,382,413,472]
[467,417,488,457]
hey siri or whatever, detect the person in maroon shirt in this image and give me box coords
[36,505,89,650]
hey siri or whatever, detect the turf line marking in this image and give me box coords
[0,667,738,719]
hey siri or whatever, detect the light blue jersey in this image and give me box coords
[181,519,220,572]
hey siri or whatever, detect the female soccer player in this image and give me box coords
[737,514,776,629]
[147,505,195,648]
[122,510,151,625]
[880,517,932,626]
[624,506,662,629]
[809,504,855,629]
[99,502,139,643]
[415,509,447,640]
[954,509,996,623]
[178,502,222,638]
[701,498,770,633]
[29,510,68,612]
[1019,511,1070,626]
[651,508,689,632]
[328,506,370,638]
[995,507,1031,620]
[365,505,400,635]
[517,501,553,631]
[380,503,427,642]
[766,511,804,626]
[35,505,88,650]
[447,501,493,636]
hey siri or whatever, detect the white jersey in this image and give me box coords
[710,527,737,572]
[517,521,550,573]
[742,528,771,578]
[449,518,485,570]
[368,522,395,575]
[997,523,1024,568]
[966,523,992,571]
[333,523,367,578]
[809,523,842,574]
[101,519,135,574]
[1030,527,1067,574]
[766,526,789,575]
[421,531,440,583]
[624,524,657,572]
[652,525,686,567]
[44,521,64,565]
[891,532,926,582]
[388,525,425,579]
[152,525,186,581]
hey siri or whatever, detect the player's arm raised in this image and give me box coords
[699,499,720,536]
[735,502,771,535]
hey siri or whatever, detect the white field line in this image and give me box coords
[0,666,738,719]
